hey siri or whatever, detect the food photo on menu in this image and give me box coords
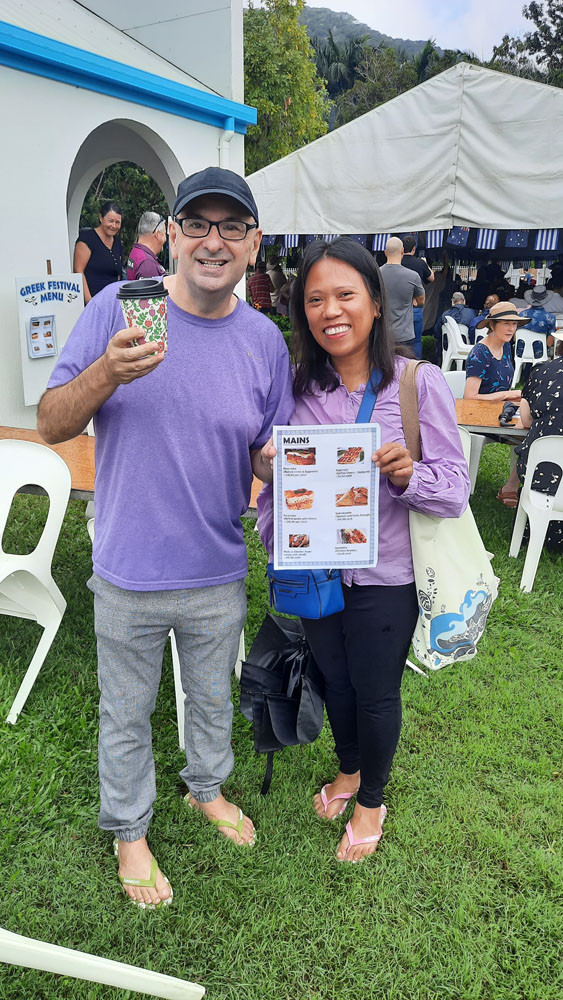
[284,488,314,510]
[289,534,310,548]
[337,528,368,545]
[285,447,316,466]
[337,445,364,465]
[335,486,368,507]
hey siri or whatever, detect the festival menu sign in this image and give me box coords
[273,424,380,570]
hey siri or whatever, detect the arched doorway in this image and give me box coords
[66,119,184,260]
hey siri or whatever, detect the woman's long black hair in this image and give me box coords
[291,237,408,397]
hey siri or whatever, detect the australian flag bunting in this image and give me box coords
[447,226,470,247]
[505,230,529,249]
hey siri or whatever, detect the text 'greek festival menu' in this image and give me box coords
[273,423,380,570]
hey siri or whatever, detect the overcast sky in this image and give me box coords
[306,0,530,61]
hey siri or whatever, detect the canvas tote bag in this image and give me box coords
[399,360,498,670]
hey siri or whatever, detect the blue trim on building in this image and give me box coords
[0,20,256,133]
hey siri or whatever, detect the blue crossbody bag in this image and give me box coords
[266,369,382,618]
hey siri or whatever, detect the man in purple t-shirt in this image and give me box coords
[38,168,293,908]
[126,211,167,279]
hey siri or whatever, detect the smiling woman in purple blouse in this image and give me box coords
[257,237,470,864]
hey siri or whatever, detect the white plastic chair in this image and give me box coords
[87,518,244,750]
[172,629,245,750]
[457,323,469,342]
[441,316,472,372]
[442,371,488,494]
[0,927,204,998]
[509,435,563,592]
[0,440,71,724]
[512,328,549,386]
[442,369,466,399]
[474,327,487,344]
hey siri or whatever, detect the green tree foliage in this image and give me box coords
[334,45,417,126]
[312,29,370,98]
[79,162,168,258]
[244,0,329,174]
[331,39,479,128]
[491,0,563,87]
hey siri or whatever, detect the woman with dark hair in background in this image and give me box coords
[74,200,123,303]
[512,330,563,550]
[257,238,469,863]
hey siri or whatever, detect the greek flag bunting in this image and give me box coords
[476,228,498,251]
[425,230,444,249]
[534,229,559,251]
[322,234,338,242]
[283,234,300,252]
[372,234,391,251]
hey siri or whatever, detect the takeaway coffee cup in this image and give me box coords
[116,278,169,354]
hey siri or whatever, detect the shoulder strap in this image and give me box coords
[356,368,382,423]
[398,360,430,463]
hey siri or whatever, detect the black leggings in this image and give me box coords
[302,582,418,808]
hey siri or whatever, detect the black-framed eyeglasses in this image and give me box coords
[152,216,166,234]
[174,216,258,242]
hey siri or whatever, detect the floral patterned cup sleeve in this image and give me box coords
[119,296,168,354]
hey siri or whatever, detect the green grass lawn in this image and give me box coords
[0,444,561,1000]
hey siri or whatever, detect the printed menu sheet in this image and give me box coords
[273,424,380,570]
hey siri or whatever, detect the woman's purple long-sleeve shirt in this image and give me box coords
[257,356,470,587]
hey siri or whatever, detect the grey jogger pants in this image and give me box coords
[88,574,247,841]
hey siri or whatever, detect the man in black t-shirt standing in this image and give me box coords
[401,236,434,358]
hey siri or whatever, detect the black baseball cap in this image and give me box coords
[173,167,259,224]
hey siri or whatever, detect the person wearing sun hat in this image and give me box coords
[464,301,530,402]
[517,285,557,361]
[465,302,533,507]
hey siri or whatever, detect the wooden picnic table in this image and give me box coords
[455,398,527,440]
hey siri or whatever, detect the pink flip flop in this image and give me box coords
[340,805,387,861]
[319,784,355,820]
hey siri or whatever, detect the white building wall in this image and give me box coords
[0,65,245,428]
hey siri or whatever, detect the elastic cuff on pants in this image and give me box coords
[106,823,150,843]
[186,785,222,804]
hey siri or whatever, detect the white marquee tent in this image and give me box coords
[247,62,563,236]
